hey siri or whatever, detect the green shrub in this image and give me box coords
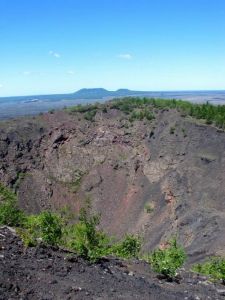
[66,103,98,114]
[110,97,225,129]
[192,257,225,283]
[148,238,186,278]
[0,183,25,227]
[111,234,141,259]
[0,199,25,227]
[129,109,154,122]
[84,109,97,121]
[144,204,154,213]
[64,208,110,262]
[20,211,63,246]
[0,182,16,202]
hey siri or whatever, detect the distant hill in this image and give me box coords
[73,88,148,99]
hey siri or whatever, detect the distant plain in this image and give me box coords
[0,90,225,120]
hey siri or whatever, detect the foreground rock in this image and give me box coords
[0,227,224,300]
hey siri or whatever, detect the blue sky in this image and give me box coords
[0,0,225,96]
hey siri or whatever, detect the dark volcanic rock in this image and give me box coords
[1,108,225,263]
[0,227,224,300]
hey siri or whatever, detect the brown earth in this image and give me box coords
[1,226,225,300]
[1,103,225,264]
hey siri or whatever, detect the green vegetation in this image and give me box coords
[65,103,99,121]
[66,103,98,113]
[0,182,189,278]
[63,207,110,262]
[112,97,225,129]
[0,183,25,226]
[144,203,154,213]
[66,97,225,129]
[0,183,142,262]
[19,211,63,246]
[84,109,97,122]
[0,182,16,202]
[147,238,186,278]
[192,257,225,283]
[129,109,155,122]
[111,234,141,259]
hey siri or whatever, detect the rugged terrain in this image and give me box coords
[0,100,225,264]
[1,226,225,300]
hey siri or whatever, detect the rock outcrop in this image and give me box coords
[1,105,225,263]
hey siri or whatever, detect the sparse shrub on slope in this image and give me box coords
[84,109,97,122]
[64,207,110,262]
[192,257,225,283]
[20,211,63,247]
[147,238,186,278]
[0,183,25,227]
[111,234,141,259]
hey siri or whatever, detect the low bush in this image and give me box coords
[20,211,63,246]
[192,257,225,283]
[129,109,155,122]
[84,109,97,121]
[0,199,25,227]
[111,234,141,259]
[144,204,154,213]
[147,238,186,278]
[0,183,25,227]
[64,208,110,262]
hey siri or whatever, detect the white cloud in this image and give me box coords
[118,53,133,60]
[23,71,32,76]
[0,84,3,88]
[22,71,43,76]
[49,50,61,58]
[67,70,75,75]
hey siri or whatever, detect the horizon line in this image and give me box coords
[0,88,225,99]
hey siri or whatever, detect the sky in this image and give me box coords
[0,0,225,97]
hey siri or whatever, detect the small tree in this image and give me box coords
[0,183,25,227]
[111,234,141,259]
[66,208,110,262]
[148,238,186,278]
[20,211,63,246]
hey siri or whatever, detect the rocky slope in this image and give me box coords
[1,101,225,263]
[1,226,225,300]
